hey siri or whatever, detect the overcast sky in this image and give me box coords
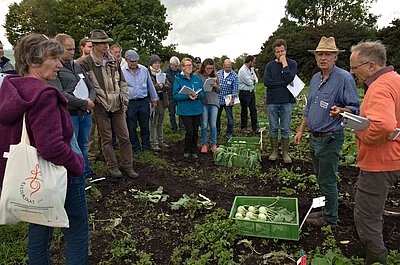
[1,0,399,59]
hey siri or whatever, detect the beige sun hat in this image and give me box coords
[308,36,345,53]
[87,29,113,43]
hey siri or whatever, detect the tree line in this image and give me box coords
[4,0,400,79]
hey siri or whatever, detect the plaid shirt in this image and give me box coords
[217,69,239,105]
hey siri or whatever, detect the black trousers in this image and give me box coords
[181,115,201,153]
[239,90,258,131]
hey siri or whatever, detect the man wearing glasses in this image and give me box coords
[350,41,400,265]
[294,36,360,227]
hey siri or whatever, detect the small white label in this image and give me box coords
[78,73,85,79]
[3,152,9,158]
[319,100,329,109]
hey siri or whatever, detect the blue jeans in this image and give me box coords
[217,105,234,140]
[126,99,150,153]
[309,132,344,225]
[201,104,218,145]
[267,103,294,138]
[28,135,89,265]
[71,115,92,177]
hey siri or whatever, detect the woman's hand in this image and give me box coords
[189,92,198,100]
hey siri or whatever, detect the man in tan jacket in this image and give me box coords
[79,30,138,180]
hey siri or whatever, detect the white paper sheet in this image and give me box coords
[156,73,166,84]
[203,78,216,92]
[178,85,201,95]
[287,75,305,97]
[224,94,240,105]
[73,78,89,100]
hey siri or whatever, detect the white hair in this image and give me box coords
[169,56,180,66]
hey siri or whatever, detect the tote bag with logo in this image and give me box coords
[0,114,69,227]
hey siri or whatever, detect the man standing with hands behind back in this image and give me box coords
[294,36,359,227]
[79,30,138,180]
[264,39,297,163]
[350,41,400,265]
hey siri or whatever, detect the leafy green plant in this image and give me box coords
[129,186,169,203]
[387,249,400,264]
[311,249,353,265]
[107,235,154,264]
[214,146,261,169]
[263,250,296,265]
[277,167,319,195]
[171,194,216,219]
[170,209,239,264]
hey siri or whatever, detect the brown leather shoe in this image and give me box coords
[305,216,325,227]
[307,211,323,219]
[109,168,123,178]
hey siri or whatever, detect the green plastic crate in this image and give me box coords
[213,146,261,169]
[229,196,300,241]
[227,137,261,151]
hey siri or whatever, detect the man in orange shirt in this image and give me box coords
[350,41,400,265]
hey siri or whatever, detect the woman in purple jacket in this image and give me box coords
[0,34,87,265]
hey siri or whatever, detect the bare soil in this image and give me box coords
[54,139,400,264]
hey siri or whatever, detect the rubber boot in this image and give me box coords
[282,138,292,163]
[365,249,387,265]
[268,138,278,161]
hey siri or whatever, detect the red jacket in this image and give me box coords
[356,69,400,171]
[0,75,84,187]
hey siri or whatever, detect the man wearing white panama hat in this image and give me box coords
[294,36,360,226]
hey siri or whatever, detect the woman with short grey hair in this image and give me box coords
[0,33,88,265]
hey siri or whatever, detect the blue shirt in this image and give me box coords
[238,64,258,91]
[122,64,158,101]
[173,72,205,116]
[217,69,239,105]
[303,65,360,132]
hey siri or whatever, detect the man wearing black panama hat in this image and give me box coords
[79,29,138,180]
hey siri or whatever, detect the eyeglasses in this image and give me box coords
[350,61,369,70]
[205,67,214,70]
[183,64,192,68]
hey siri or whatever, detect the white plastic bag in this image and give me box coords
[0,114,69,227]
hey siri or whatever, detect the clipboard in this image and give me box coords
[340,112,370,131]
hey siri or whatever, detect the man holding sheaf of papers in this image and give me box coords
[49,34,97,180]
[349,41,400,265]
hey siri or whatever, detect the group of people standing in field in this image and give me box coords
[0,29,399,265]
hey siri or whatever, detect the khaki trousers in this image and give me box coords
[94,104,133,171]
